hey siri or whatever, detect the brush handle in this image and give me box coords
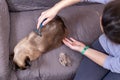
[39,18,47,29]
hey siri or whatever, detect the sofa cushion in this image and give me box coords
[6,0,101,12]
[0,0,10,80]
[59,4,104,45]
[6,0,59,12]
[9,9,82,80]
[9,4,104,80]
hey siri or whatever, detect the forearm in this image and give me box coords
[63,38,108,67]
[52,0,80,13]
[83,48,108,67]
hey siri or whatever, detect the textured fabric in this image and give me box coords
[9,4,104,80]
[99,34,120,73]
[59,4,104,45]
[103,72,120,80]
[0,0,10,80]
[6,0,59,12]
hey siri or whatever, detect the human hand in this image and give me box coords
[63,38,86,52]
[37,7,59,29]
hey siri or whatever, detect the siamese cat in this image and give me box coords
[12,16,67,70]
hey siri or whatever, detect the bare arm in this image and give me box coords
[53,0,80,12]
[37,0,80,28]
[84,48,108,66]
[37,0,113,28]
[63,38,108,67]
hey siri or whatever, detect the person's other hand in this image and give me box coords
[63,37,86,52]
[37,7,59,28]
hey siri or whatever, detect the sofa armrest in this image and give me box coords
[0,0,10,80]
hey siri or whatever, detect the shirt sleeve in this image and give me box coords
[80,0,113,4]
[103,56,120,73]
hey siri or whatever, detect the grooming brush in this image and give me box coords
[34,18,47,36]
[38,18,47,36]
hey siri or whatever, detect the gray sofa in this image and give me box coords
[0,0,104,80]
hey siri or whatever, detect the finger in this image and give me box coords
[70,37,78,42]
[63,39,72,45]
[37,21,40,29]
[70,37,86,47]
[37,13,46,28]
[64,38,73,44]
[37,18,47,29]
[63,39,73,48]
[37,19,43,29]
[70,37,80,44]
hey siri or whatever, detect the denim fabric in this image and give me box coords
[74,39,120,80]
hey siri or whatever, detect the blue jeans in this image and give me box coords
[74,40,120,80]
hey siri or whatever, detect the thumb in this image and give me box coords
[37,18,48,29]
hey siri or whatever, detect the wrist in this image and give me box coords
[80,46,89,55]
[53,3,62,13]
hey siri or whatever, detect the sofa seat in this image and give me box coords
[9,4,104,80]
